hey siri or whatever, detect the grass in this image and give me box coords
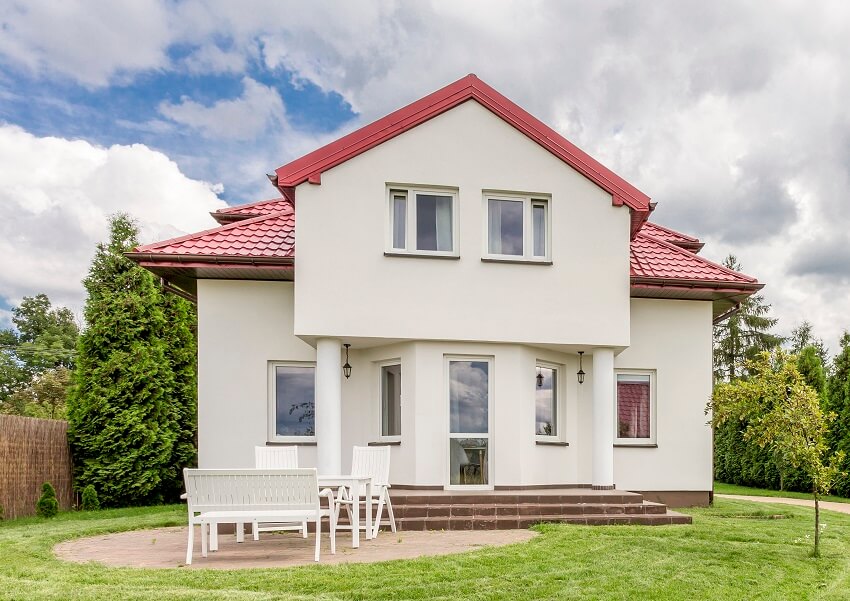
[3,499,850,600]
[714,482,850,504]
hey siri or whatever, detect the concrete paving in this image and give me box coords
[716,494,850,515]
[54,526,537,570]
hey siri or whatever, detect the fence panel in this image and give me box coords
[0,415,74,519]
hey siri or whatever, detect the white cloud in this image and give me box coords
[158,77,286,140]
[0,0,174,86]
[0,124,227,315]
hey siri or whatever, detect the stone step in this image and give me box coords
[390,491,646,506]
[348,502,669,520]
[392,511,692,531]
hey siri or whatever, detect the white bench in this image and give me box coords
[182,468,336,564]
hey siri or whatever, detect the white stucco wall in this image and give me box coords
[196,280,317,469]
[613,298,714,492]
[293,100,631,348]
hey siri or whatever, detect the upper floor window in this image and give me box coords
[388,187,457,256]
[268,362,316,442]
[485,193,550,261]
[615,371,656,445]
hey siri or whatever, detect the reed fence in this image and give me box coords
[0,414,74,519]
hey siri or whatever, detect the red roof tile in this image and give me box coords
[132,210,294,259]
[639,222,697,244]
[273,74,651,238]
[630,232,756,285]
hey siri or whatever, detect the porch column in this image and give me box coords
[591,347,615,489]
[315,337,342,475]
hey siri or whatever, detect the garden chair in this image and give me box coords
[253,445,307,537]
[335,445,396,538]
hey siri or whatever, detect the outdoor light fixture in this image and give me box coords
[342,343,352,379]
[577,351,585,384]
[536,366,544,388]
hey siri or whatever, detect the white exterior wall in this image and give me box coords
[196,280,317,469]
[294,100,631,348]
[613,298,714,492]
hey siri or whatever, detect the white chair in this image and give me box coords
[253,446,307,537]
[336,445,396,537]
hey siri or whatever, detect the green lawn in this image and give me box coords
[3,499,850,600]
[714,482,850,504]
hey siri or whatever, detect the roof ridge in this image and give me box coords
[216,196,291,215]
[642,221,700,243]
[635,232,758,283]
[133,210,293,253]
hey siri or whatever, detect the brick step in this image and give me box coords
[337,501,668,521]
[391,492,646,506]
[392,512,692,531]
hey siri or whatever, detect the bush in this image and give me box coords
[36,482,59,518]
[81,485,100,511]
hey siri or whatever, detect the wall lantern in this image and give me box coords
[536,366,544,388]
[343,343,352,379]
[577,351,585,385]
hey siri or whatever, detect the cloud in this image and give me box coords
[0,124,227,314]
[0,0,174,87]
[158,77,286,140]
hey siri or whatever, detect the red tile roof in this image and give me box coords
[211,197,292,224]
[630,232,756,285]
[273,74,652,238]
[639,222,704,253]
[131,209,295,260]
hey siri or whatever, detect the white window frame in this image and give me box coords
[614,369,657,446]
[268,361,317,443]
[482,192,551,262]
[534,360,565,442]
[386,185,459,257]
[445,355,495,491]
[377,359,402,442]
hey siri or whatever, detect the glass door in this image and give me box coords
[448,358,492,488]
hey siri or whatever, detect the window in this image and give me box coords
[485,193,549,261]
[388,187,457,255]
[615,371,656,444]
[268,363,315,442]
[535,364,559,438]
[380,363,401,438]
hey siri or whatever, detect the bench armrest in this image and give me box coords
[319,487,335,507]
[180,492,188,500]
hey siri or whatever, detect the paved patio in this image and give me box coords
[54,526,537,569]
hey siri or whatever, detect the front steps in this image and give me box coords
[340,489,692,531]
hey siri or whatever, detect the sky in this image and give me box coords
[1,0,849,354]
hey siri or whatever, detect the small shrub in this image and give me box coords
[81,485,100,511]
[36,482,59,518]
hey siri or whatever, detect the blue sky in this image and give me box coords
[1,1,850,353]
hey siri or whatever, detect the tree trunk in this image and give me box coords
[814,487,820,557]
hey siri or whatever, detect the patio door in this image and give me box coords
[447,357,492,489]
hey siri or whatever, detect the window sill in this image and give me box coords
[481,257,552,265]
[384,251,460,260]
[266,440,317,446]
[368,440,401,446]
[614,443,658,448]
[535,440,569,446]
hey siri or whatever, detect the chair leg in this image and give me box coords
[314,517,321,562]
[301,520,308,538]
[253,520,260,541]
[330,510,337,555]
[236,522,244,543]
[201,522,208,558]
[386,493,397,533]
[373,496,386,538]
[210,522,218,551]
[186,522,194,565]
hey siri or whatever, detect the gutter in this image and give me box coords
[630,276,763,291]
[125,252,294,267]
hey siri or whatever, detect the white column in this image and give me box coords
[591,347,615,489]
[316,337,342,475]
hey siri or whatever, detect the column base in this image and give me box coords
[591,484,616,490]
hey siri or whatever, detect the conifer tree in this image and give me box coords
[67,214,177,506]
[797,346,827,398]
[826,333,850,497]
[713,255,782,381]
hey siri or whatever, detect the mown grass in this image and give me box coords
[3,499,850,600]
[714,482,850,504]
